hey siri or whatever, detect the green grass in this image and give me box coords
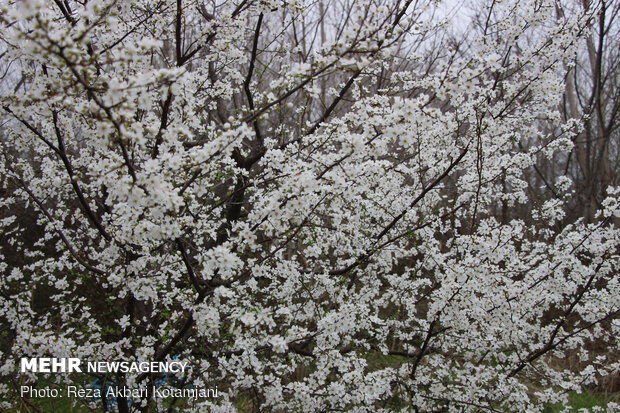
[543,390,610,413]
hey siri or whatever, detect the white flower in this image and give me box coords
[270,336,287,353]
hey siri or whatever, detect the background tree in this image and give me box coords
[563,0,620,222]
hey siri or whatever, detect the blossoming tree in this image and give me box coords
[0,0,619,411]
